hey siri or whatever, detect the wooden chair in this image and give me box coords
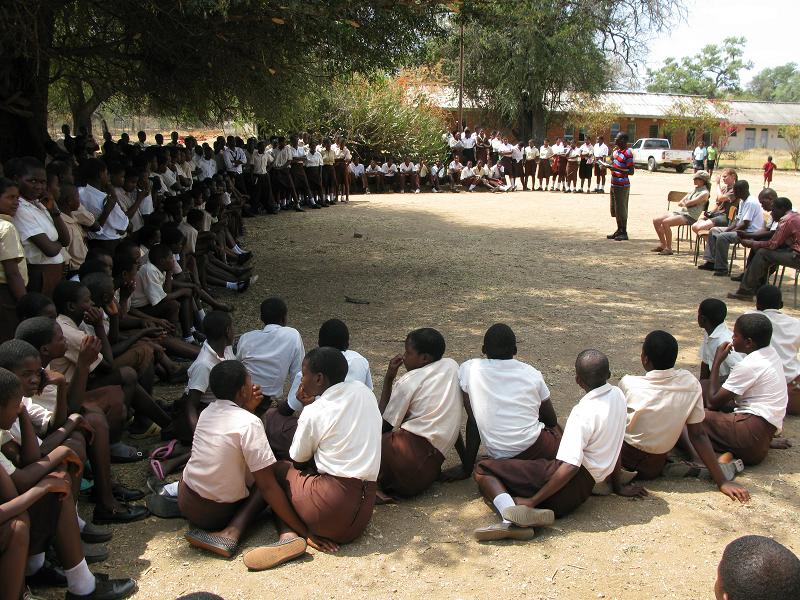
[772,265,800,308]
[666,191,692,254]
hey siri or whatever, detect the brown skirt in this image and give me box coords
[620,441,668,480]
[26,263,65,298]
[566,161,579,183]
[379,429,444,498]
[500,156,513,177]
[511,426,561,461]
[703,410,776,466]
[475,458,595,519]
[280,461,376,543]
[537,158,551,179]
[178,479,244,531]
[512,160,524,178]
[28,493,61,554]
[262,407,299,461]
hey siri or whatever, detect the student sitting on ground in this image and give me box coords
[618,330,750,502]
[697,298,743,404]
[705,313,788,465]
[178,360,331,569]
[752,285,800,416]
[0,367,138,600]
[447,324,561,481]
[273,347,382,548]
[378,328,462,500]
[267,319,373,460]
[0,177,29,343]
[715,535,800,600]
[235,297,304,401]
[472,350,645,542]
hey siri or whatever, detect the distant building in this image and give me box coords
[428,88,800,151]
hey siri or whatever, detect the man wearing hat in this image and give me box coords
[651,170,711,256]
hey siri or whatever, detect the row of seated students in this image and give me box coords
[0,275,797,596]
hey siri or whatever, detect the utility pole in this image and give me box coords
[458,19,464,133]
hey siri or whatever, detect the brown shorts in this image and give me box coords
[620,441,668,480]
[379,429,444,498]
[262,407,298,461]
[474,458,595,519]
[279,462,376,544]
[112,341,154,371]
[511,426,561,461]
[178,479,245,531]
[28,493,60,554]
[788,376,800,416]
[703,410,776,466]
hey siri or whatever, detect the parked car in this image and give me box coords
[630,138,693,173]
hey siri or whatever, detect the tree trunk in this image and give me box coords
[68,81,102,137]
[530,102,548,142]
[0,4,54,162]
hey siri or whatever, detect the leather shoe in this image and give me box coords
[730,273,744,282]
[81,522,112,544]
[65,575,137,600]
[26,560,66,587]
[713,270,728,276]
[606,230,620,239]
[614,232,629,241]
[92,503,149,525]
[697,262,715,271]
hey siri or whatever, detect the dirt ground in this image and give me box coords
[75,168,800,600]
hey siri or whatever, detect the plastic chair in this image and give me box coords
[772,265,800,308]
[666,191,692,254]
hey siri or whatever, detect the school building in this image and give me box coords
[428,88,800,151]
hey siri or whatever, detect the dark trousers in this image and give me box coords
[740,248,800,294]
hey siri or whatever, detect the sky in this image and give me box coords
[644,0,796,85]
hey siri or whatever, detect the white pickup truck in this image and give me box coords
[629,138,693,173]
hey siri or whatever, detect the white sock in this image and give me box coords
[163,482,179,497]
[493,493,515,524]
[64,559,96,596]
[233,244,245,254]
[197,309,206,321]
[76,505,86,531]
[184,335,194,343]
[189,327,197,334]
[226,281,238,290]
[26,552,45,576]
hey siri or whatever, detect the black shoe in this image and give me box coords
[606,230,621,239]
[310,203,322,209]
[236,251,252,265]
[731,273,744,282]
[713,270,729,276]
[92,503,149,525]
[697,262,715,271]
[81,522,113,544]
[82,542,109,565]
[65,575,137,600]
[26,560,66,587]
[614,232,629,241]
[90,485,144,503]
[293,204,305,212]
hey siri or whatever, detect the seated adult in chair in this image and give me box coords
[652,171,710,256]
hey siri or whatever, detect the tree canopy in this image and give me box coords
[0,0,448,160]
[430,0,683,140]
[747,63,800,102]
[646,37,753,97]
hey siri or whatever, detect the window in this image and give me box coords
[643,139,669,150]
[610,122,620,139]
[631,139,642,149]
[778,129,784,139]
[578,128,587,142]
[664,129,673,144]
[648,124,659,138]
[730,128,737,137]
[564,125,574,142]
[687,128,696,146]
[702,132,711,146]
[627,123,636,142]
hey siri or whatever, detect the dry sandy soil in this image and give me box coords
[68,168,800,600]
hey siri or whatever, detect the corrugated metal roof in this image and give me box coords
[423,86,800,126]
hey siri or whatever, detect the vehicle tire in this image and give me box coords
[675,165,687,173]
[647,157,657,172]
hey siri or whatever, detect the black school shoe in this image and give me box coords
[606,230,621,239]
[92,503,149,525]
[697,262,715,271]
[65,575,137,600]
[26,561,66,587]
[81,522,113,544]
[614,232,629,241]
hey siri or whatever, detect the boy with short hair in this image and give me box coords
[449,324,560,481]
[753,284,800,415]
[378,328,462,499]
[235,298,304,400]
[618,330,750,502]
[706,313,788,465]
[272,347,382,546]
[697,298,744,403]
[178,360,320,569]
[715,535,800,600]
[472,349,644,542]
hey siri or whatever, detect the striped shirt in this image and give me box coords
[611,147,634,188]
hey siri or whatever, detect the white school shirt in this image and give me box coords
[539,145,553,160]
[349,162,365,177]
[178,221,198,253]
[287,349,374,412]
[305,150,322,167]
[334,145,352,162]
[235,324,305,397]
[459,358,550,459]
[399,161,417,173]
[197,157,217,180]
[114,187,144,232]
[222,147,242,173]
[490,163,504,179]
[130,261,167,308]
[498,142,514,157]
[722,346,788,430]
[735,195,765,233]
[10,397,51,440]
[383,358,463,456]
[13,197,64,265]
[693,146,707,161]
[366,164,381,175]
[699,323,744,379]
[79,184,129,240]
[580,143,593,158]
[593,143,609,158]
[291,146,306,160]
[511,145,524,162]
[252,151,273,175]
[460,133,477,149]
[555,383,627,482]
[430,165,441,178]
[490,138,502,151]
[524,145,539,160]
[290,381,382,481]
[448,160,463,173]
[158,168,179,197]
[186,342,236,404]
[449,136,463,150]
[460,166,475,180]
[619,368,705,455]
[753,309,800,382]
[381,163,397,177]
[182,399,276,503]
